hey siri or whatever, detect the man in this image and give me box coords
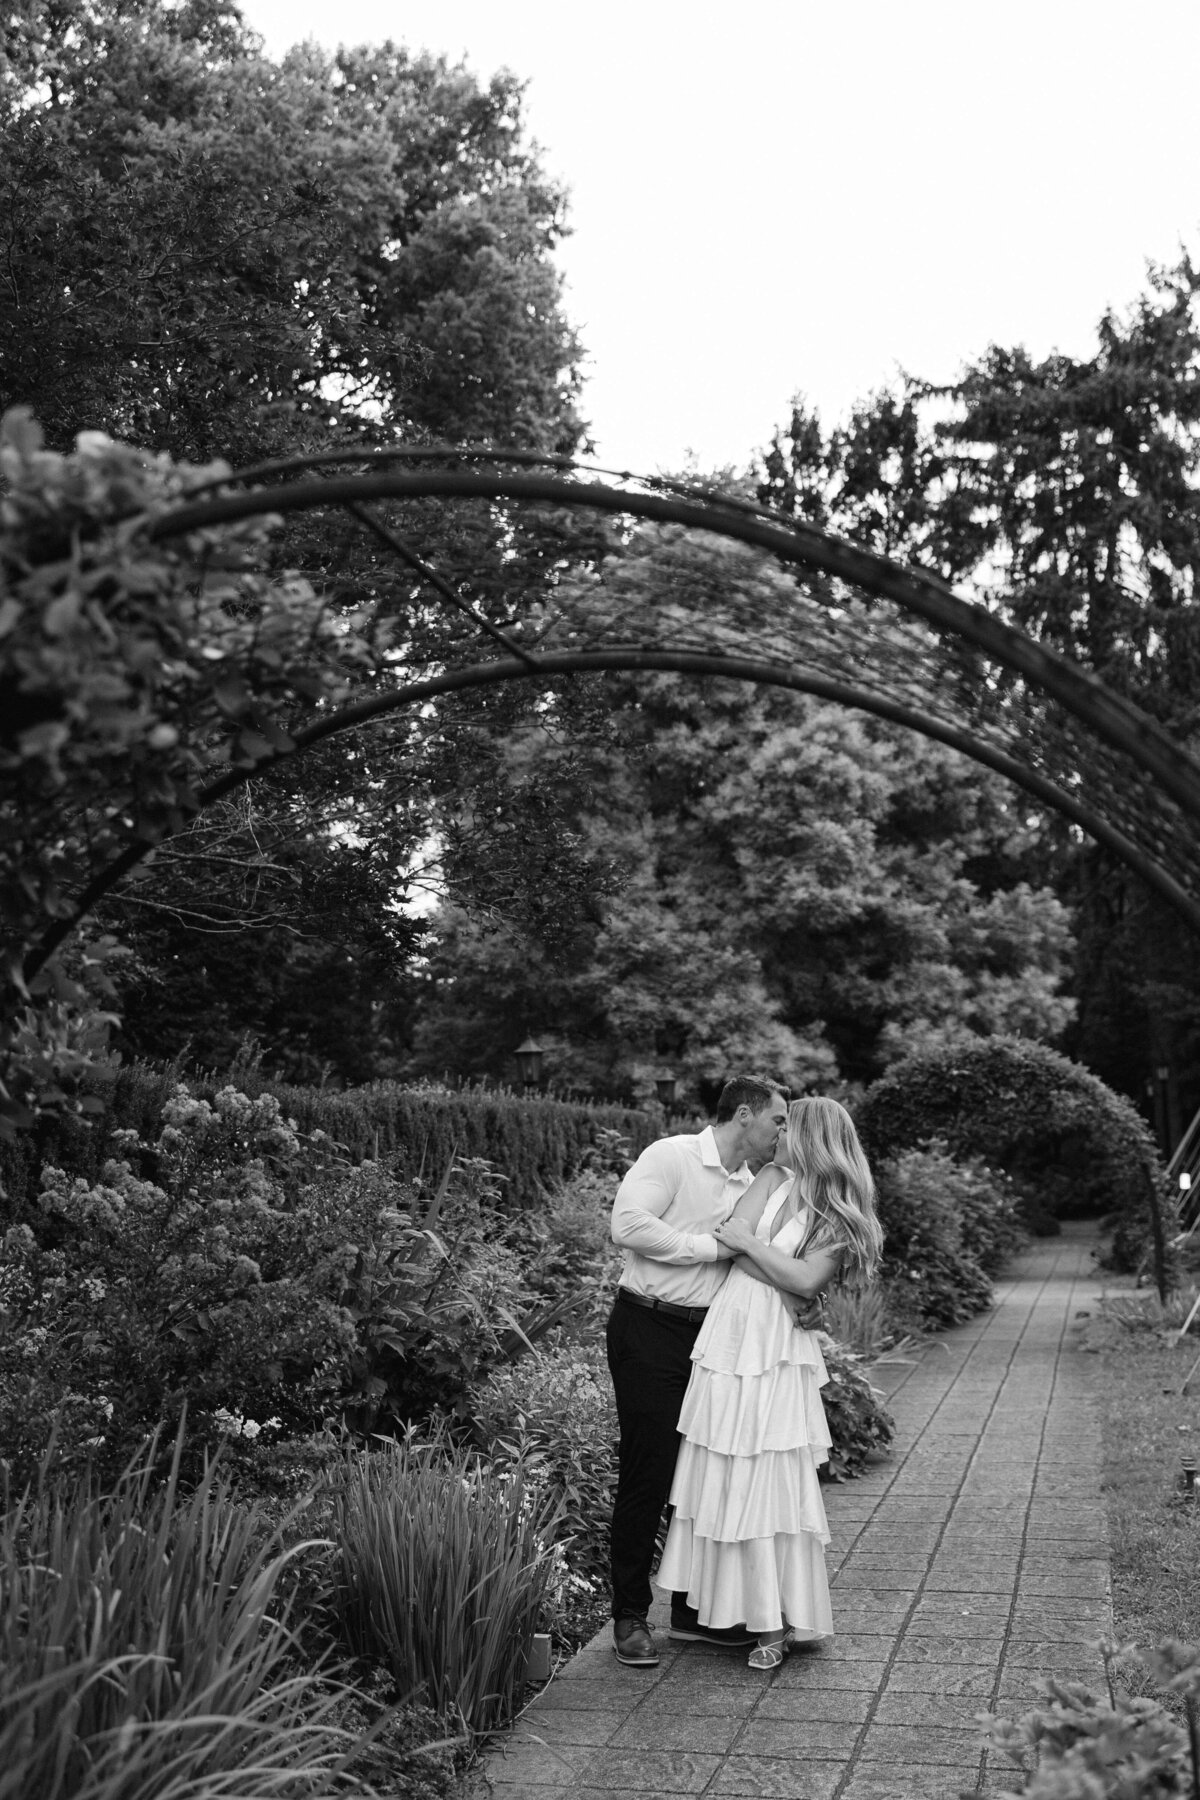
[607,1074,814,1667]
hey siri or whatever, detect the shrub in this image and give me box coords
[817,1334,896,1481]
[1,1086,356,1483]
[0,1085,537,1482]
[874,1145,997,1329]
[951,1153,1027,1275]
[983,1641,1200,1797]
[0,1059,656,1217]
[857,1037,1170,1272]
[0,1429,365,1800]
[329,1429,563,1737]
[503,1154,627,1345]
[316,1155,531,1432]
[822,1283,900,1359]
[471,1335,617,1597]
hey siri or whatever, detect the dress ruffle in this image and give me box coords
[692,1266,831,1380]
[655,1518,833,1637]
[678,1360,832,1461]
[668,1438,830,1542]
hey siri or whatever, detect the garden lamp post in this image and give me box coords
[515,1036,544,1094]
[655,1073,678,1115]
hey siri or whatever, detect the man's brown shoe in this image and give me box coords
[613,1615,659,1666]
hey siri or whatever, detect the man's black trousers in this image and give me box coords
[605,1294,700,1621]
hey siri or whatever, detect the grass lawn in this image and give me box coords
[1083,1283,1200,1690]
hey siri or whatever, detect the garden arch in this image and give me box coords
[24,444,1200,982]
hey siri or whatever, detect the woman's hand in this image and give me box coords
[714,1216,756,1254]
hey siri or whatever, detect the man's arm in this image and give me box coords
[611,1141,729,1264]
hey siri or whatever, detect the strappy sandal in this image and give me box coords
[748,1630,793,1670]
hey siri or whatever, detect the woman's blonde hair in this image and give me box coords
[784,1096,882,1285]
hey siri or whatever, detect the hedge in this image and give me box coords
[857,1037,1173,1285]
[0,1060,657,1217]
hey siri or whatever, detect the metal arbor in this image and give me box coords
[142,446,1200,924]
[21,443,1200,981]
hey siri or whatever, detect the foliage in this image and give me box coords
[0,1081,552,1483]
[500,1148,628,1340]
[317,1153,530,1434]
[0,1057,654,1218]
[948,1151,1027,1273]
[329,1428,563,1737]
[858,1037,1169,1263]
[1077,1304,1200,1673]
[758,258,1200,1130]
[872,1144,1001,1329]
[1,0,597,1113]
[758,256,1200,712]
[1,0,584,464]
[470,1335,617,1595]
[982,1643,1200,1798]
[1,1086,357,1484]
[0,1427,368,1800]
[821,1283,896,1359]
[410,528,1076,1097]
[0,410,380,1139]
[816,1332,896,1481]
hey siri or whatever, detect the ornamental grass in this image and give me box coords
[0,1431,367,1800]
[330,1429,563,1738]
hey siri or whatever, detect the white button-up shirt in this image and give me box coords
[611,1125,754,1309]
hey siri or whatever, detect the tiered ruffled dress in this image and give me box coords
[655,1179,834,1638]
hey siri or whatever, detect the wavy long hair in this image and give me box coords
[784,1097,882,1285]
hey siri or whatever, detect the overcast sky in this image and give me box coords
[238,0,1200,477]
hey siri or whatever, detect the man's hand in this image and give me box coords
[789,1292,826,1331]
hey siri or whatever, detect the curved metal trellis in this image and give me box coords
[161,448,1200,893]
[22,444,1200,981]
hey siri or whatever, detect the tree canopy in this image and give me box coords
[1,0,585,461]
[407,529,1076,1099]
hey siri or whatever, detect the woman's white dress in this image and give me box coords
[655,1179,834,1637]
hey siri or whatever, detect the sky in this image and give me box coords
[237,0,1200,476]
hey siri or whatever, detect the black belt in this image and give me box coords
[617,1287,709,1325]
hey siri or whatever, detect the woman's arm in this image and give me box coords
[713,1213,842,1298]
[716,1162,791,1247]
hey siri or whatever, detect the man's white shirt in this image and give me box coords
[610,1126,754,1309]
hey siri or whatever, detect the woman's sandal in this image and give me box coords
[748,1630,794,1670]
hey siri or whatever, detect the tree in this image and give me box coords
[1,0,604,1089]
[1,0,585,461]
[406,530,1076,1099]
[757,254,1200,1121]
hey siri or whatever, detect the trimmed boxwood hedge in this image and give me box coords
[0,1060,657,1218]
[857,1037,1173,1278]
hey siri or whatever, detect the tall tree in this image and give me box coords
[406,531,1075,1100]
[2,0,602,1086]
[1,0,585,460]
[757,256,1200,1121]
[759,255,1200,711]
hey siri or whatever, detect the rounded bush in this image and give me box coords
[857,1037,1171,1270]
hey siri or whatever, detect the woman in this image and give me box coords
[655,1096,883,1669]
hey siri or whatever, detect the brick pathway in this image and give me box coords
[471,1222,1111,1799]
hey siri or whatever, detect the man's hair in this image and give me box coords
[714,1076,784,1123]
